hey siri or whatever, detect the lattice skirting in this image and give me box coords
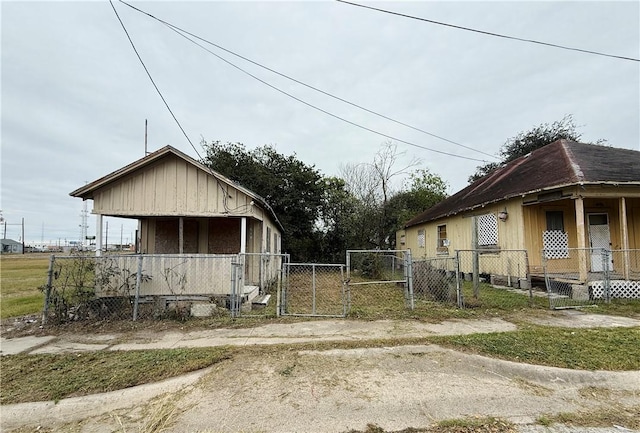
[590,280,640,299]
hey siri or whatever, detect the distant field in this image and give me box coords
[0,254,50,319]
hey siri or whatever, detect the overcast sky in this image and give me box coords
[1,1,638,245]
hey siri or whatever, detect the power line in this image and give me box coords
[108,0,201,159]
[336,0,640,63]
[109,0,243,215]
[117,1,490,163]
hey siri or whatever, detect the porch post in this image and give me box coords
[240,217,247,254]
[95,214,103,257]
[574,197,587,282]
[179,217,184,254]
[620,197,630,279]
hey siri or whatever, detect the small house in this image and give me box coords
[398,140,640,296]
[70,145,284,306]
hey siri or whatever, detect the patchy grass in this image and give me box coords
[431,325,640,370]
[2,325,639,405]
[537,404,640,430]
[0,254,50,319]
[0,347,230,404]
[345,417,517,432]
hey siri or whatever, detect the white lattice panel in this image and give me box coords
[478,213,498,246]
[417,230,425,248]
[590,280,640,299]
[543,230,569,259]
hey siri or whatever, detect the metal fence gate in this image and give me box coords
[346,249,414,312]
[279,263,348,317]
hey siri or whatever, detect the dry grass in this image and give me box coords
[537,404,640,430]
[0,347,230,404]
[0,254,50,319]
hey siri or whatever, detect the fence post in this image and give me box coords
[133,254,143,321]
[406,250,414,310]
[230,260,237,318]
[276,264,282,317]
[455,251,463,308]
[312,264,317,315]
[524,250,533,304]
[42,254,56,325]
[603,249,611,303]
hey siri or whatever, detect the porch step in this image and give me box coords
[252,294,271,306]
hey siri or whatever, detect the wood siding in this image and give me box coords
[91,154,260,219]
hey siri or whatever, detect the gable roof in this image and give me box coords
[405,140,640,228]
[70,145,283,231]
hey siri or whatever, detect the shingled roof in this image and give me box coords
[405,140,640,228]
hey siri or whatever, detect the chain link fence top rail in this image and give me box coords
[543,248,640,309]
[454,250,536,309]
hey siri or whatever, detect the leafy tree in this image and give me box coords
[201,140,324,261]
[468,115,594,183]
[383,169,448,248]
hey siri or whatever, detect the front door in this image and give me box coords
[588,213,612,272]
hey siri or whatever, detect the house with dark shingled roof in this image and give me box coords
[397,140,640,287]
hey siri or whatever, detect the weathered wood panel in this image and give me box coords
[91,155,260,218]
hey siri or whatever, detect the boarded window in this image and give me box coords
[437,225,448,254]
[208,218,241,254]
[478,213,498,246]
[417,229,425,248]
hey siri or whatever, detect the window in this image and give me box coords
[273,232,278,254]
[543,210,568,258]
[477,213,498,246]
[437,225,448,254]
[266,227,271,252]
[400,234,406,246]
[546,211,564,231]
[417,229,425,248]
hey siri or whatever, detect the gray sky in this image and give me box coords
[2,1,638,245]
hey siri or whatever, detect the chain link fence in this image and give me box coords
[543,248,640,309]
[412,257,458,305]
[346,250,414,315]
[231,253,288,318]
[454,250,534,309]
[41,253,288,324]
[279,263,347,317]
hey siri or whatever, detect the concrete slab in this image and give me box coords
[530,311,640,329]
[31,342,110,354]
[0,335,56,356]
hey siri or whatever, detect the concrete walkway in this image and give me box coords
[2,311,639,356]
[2,311,640,433]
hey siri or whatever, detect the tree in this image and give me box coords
[468,115,595,183]
[339,142,421,249]
[383,169,448,249]
[201,140,324,261]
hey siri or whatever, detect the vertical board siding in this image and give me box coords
[91,155,262,217]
